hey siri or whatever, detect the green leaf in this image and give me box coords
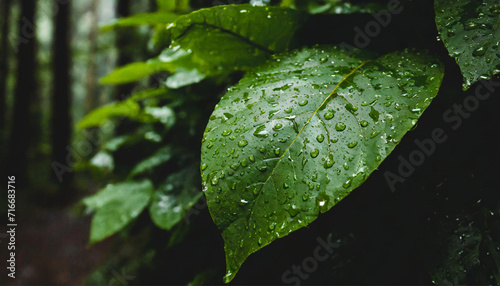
[129,146,173,177]
[84,180,153,243]
[160,4,305,86]
[157,0,189,13]
[77,100,141,130]
[100,12,179,33]
[101,5,304,88]
[281,0,383,14]
[100,61,171,85]
[435,0,500,90]
[149,165,203,230]
[200,46,444,282]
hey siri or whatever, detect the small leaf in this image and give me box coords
[200,46,444,282]
[129,146,173,177]
[100,60,171,85]
[77,100,141,130]
[149,165,203,230]
[100,12,179,33]
[435,0,500,90]
[84,180,153,243]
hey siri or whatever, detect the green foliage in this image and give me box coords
[81,0,500,284]
[101,4,304,88]
[434,0,500,90]
[201,46,444,281]
[83,180,154,243]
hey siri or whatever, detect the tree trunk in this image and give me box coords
[0,0,12,139]
[50,0,72,192]
[7,0,37,184]
[84,0,99,114]
[115,0,134,101]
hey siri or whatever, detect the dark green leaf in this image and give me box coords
[100,12,179,33]
[101,5,304,88]
[84,180,154,243]
[129,146,173,177]
[160,4,305,87]
[149,165,203,230]
[200,46,444,282]
[435,0,500,90]
[281,0,383,14]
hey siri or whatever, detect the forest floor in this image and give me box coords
[12,205,112,285]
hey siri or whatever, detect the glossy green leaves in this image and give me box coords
[200,46,444,282]
[101,4,304,88]
[435,0,500,90]
[83,180,154,243]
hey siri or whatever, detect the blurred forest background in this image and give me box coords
[0,0,499,285]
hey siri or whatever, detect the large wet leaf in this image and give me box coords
[83,180,153,243]
[435,0,500,90]
[101,4,304,88]
[200,46,444,282]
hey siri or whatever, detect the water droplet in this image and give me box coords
[241,158,248,167]
[284,107,293,113]
[360,120,368,127]
[316,134,325,143]
[259,146,266,153]
[211,176,219,186]
[222,130,232,136]
[201,163,208,171]
[298,100,308,106]
[347,141,358,148]
[238,140,248,147]
[283,182,290,189]
[324,154,335,168]
[258,166,268,172]
[473,45,487,57]
[253,125,269,138]
[310,148,319,158]
[249,155,255,162]
[269,223,275,230]
[343,179,352,188]
[335,122,346,131]
[274,148,281,156]
[273,123,283,131]
[323,110,334,120]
